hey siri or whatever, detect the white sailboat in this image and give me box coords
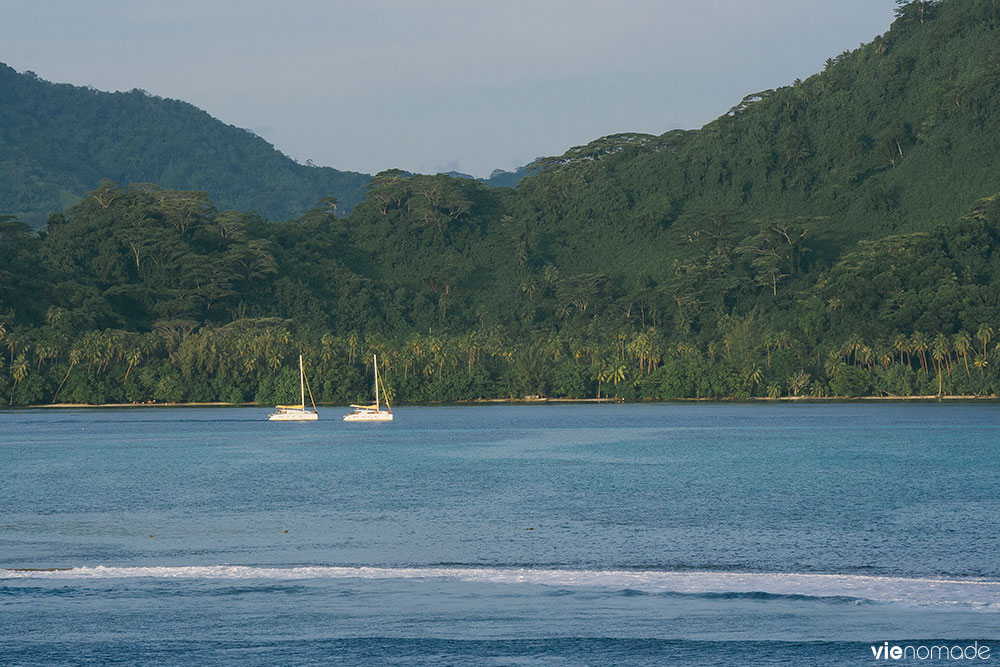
[343,354,393,422]
[268,354,319,421]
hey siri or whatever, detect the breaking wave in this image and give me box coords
[3,565,999,609]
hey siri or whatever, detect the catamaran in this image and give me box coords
[268,354,319,421]
[344,354,393,421]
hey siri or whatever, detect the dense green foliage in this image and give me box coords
[0,64,371,226]
[2,0,1000,406]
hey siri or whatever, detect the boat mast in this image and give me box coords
[374,354,380,412]
[299,354,306,410]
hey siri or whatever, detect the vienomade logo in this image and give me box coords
[870,642,991,661]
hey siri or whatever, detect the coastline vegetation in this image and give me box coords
[2,0,1000,406]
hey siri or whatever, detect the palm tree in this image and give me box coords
[52,346,82,403]
[973,354,989,376]
[33,343,55,371]
[596,360,627,399]
[426,336,444,378]
[461,331,480,374]
[976,324,994,359]
[627,330,655,375]
[5,329,17,365]
[242,352,257,376]
[910,331,929,373]
[9,353,28,405]
[932,332,951,377]
[602,361,628,397]
[267,348,283,373]
[845,334,864,365]
[744,363,764,393]
[953,330,972,378]
[320,333,336,366]
[123,346,144,386]
[616,331,628,361]
[931,336,947,396]
[893,333,910,366]
[409,334,426,362]
[520,279,537,303]
[858,345,874,372]
[875,343,893,368]
[347,332,359,365]
[772,330,792,352]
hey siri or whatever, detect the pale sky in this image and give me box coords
[1,1,897,178]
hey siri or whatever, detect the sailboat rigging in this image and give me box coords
[268,354,319,421]
[343,354,393,421]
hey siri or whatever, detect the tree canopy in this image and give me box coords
[0,65,371,226]
[2,0,1000,405]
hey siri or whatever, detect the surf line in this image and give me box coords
[2,565,999,602]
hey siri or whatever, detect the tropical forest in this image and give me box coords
[2,0,1000,406]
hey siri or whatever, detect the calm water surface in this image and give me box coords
[1,403,998,665]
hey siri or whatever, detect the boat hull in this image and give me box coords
[268,410,318,421]
[343,411,393,422]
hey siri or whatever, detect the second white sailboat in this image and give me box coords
[344,354,393,422]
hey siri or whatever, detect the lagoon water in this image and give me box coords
[1,403,998,665]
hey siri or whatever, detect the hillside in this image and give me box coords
[2,0,999,406]
[341,0,1000,334]
[0,64,371,226]
[514,0,1000,270]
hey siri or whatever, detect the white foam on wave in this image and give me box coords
[3,565,998,608]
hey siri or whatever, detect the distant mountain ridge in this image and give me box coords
[2,0,1000,407]
[0,63,371,225]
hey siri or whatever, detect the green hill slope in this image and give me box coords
[337,0,1000,338]
[511,0,1000,272]
[0,64,371,225]
[2,0,1000,406]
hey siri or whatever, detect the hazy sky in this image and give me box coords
[1,1,897,178]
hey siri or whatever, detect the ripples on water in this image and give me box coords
[1,404,998,664]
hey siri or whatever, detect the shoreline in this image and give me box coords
[12,394,999,409]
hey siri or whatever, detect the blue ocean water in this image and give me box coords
[1,403,998,665]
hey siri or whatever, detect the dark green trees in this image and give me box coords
[0,64,370,227]
[4,0,1000,405]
